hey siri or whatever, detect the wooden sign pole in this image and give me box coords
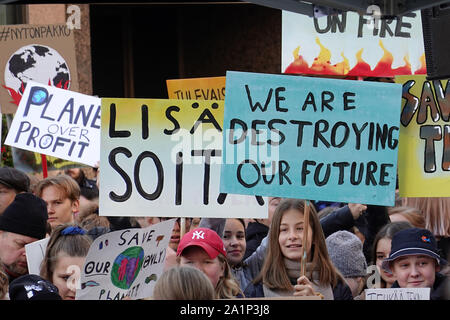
[300,200,310,277]
[180,217,186,239]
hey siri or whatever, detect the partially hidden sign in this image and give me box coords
[166,76,226,100]
[100,97,267,218]
[0,23,79,114]
[282,10,425,77]
[76,219,175,300]
[25,237,49,276]
[220,71,402,206]
[395,75,450,197]
[365,288,430,300]
[5,81,101,167]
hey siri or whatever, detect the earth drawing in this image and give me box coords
[111,246,144,290]
[3,44,71,103]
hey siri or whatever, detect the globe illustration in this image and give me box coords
[111,246,144,289]
[4,44,71,96]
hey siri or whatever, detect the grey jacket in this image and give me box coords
[199,218,267,290]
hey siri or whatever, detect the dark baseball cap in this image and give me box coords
[0,167,30,193]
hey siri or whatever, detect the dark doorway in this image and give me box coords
[90,3,281,99]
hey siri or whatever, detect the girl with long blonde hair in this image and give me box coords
[244,198,352,300]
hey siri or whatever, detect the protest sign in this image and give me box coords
[4,81,100,167]
[395,75,450,196]
[0,23,78,114]
[282,10,425,77]
[220,71,401,206]
[76,219,175,300]
[166,76,226,100]
[100,97,267,217]
[365,288,430,300]
[25,237,50,275]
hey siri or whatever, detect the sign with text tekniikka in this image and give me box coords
[220,71,402,206]
[166,76,226,100]
[100,98,267,217]
[282,10,425,77]
[5,81,100,166]
[395,75,450,197]
[76,219,175,300]
[365,288,430,300]
[0,23,79,114]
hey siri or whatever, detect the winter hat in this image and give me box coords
[9,274,61,300]
[177,228,227,259]
[0,166,30,192]
[326,230,368,278]
[382,228,447,272]
[0,193,48,239]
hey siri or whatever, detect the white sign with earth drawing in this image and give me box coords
[75,219,175,300]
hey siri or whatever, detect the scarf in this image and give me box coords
[262,259,334,300]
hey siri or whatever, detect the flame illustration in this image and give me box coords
[50,79,70,89]
[2,79,70,106]
[414,54,427,75]
[284,37,426,77]
[1,82,25,106]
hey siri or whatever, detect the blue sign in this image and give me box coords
[220,71,402,206]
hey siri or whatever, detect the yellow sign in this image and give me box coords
[395,75,450,196]
[166,76,225,100]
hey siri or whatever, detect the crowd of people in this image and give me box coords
[0,164,448,301]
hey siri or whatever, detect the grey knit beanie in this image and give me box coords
[326,230,368,278]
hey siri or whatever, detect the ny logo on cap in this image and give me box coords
[192,230,205,240]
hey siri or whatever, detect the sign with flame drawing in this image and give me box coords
[395,75,450,197]
[282,10,425,77]
[0,23,78,114]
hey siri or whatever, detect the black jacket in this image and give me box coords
[320,204,390,263]
[244,221,269,260]
[390,272,449,300]
[244,278,353,300]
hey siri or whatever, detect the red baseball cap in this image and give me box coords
[176,228,227,259]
